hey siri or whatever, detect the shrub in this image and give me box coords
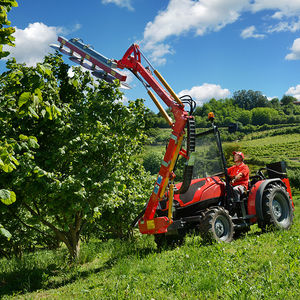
[222,143,243,162]
[143,152,162,175]
[288,169,300,189]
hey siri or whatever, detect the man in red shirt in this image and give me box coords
[227,151,249,202]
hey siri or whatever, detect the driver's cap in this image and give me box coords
[233,151,244,160]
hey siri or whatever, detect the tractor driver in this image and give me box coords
[227,151,249,202]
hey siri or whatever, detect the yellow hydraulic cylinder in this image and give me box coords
[154,69,183,106]
[159,134,184,199]
[168,184,174,220]
[147,90,173,126]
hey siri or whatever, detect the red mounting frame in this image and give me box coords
[116,44,190,234]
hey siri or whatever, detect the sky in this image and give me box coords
[2,0,300,112]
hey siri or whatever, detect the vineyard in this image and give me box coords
[242,133,300,164]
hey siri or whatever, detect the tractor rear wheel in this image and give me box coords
[259,183,293,230]
[199,207,234,243]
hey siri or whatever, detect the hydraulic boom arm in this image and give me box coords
[50,37,193,234]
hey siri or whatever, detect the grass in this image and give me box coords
[1,195,299,299]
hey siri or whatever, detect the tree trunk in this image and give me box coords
[22,203,83,261]
[65,229,81,260]
[52,227,81,261]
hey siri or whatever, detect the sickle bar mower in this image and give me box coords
[50,36,130,89]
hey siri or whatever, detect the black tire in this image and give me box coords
[199,207,234,243]
[259,183,293,230]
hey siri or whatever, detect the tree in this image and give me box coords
[0,0,18,238]
[237,110,252,125]
[0,54,150,259]
[233,90,269,110]
[280,95,296,106]
[0,204,59,258]
[0,0,18,58]
[270,97,280,108]
[251,107,279,125]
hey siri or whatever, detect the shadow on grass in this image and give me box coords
[0,241,155,297]
[0,263,57,297]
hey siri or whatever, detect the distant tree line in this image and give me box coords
[145,90,300,129]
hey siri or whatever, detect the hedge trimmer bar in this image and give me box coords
[50,36,130,89]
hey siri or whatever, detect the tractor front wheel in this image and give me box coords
[199,207,234,243]
[259,183,293,230]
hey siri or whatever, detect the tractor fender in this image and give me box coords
[251,178,285,223]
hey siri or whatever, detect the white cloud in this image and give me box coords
[251,0,300,19]
[101,0,133,11]
[241,25,265,39]
[142,0,249,64]
[144,0,248,44]
[4,22,61,66]
[178,83,231,106]
[285,38,300,60]
[285,84,300,99]
[143,42,174,65]
[266,96,278,101]
[141,0,300,64]
[268,19,300,33]
[3,22,81,66]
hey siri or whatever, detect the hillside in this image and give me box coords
[1,197,299,299]
[1,131,300,299]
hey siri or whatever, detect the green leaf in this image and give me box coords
[18,92,31,108]
[28,136,39,149]
[38,64,52,77]
[2,164,14,173]
[0,189,16,205]
[34,88,43,101]
[11,1,18,7]
[28,106,39,119]
[10,155,19,166]
[33,94,40,106]
[46,105,52,120]
[0,224,12,240]
[33,166,46,177]
[75,187,86,199]
[19,134,28,141]
[41,109,46,118]
[52,104,61,117]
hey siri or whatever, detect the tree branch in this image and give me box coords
[22,202,64,237]
[7,205,52,238]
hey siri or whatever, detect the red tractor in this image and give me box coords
[51,38,294,245]
[153,116,294,245]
